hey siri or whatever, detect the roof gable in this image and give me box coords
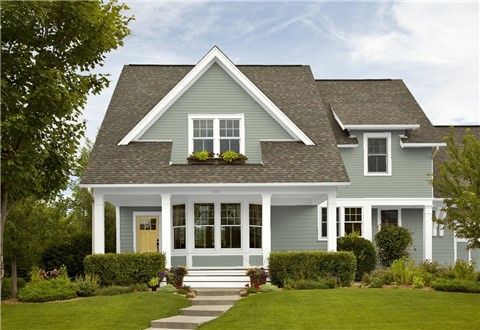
[118,46,314,146]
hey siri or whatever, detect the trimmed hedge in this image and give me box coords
[18,277,76,302]
[337,234,377,280]
[84,252,166,286]
[269,251,356,287]
[432,279,480,293]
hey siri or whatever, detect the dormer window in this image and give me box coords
[188,114,245,156]
[363,132,392,176]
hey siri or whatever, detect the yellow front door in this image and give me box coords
[136,215,160,252]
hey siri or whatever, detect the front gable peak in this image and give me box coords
[118,46,314,146]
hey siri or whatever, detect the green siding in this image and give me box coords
[433,228,455,266]
[401,208,423,263]
[249,255,263,266]
[171,256,187,267]
[192,255,243,267]
[140,63,292,163]
[337,132,432,198]
[119,207,161,252]
[457,242,469,262]
[271,206,327,251]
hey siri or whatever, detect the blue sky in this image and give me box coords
[84,1,480,141]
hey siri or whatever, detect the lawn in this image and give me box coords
[1,292,189,330]
[201,288,480,330]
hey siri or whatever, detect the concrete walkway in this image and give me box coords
[147,288,241,329]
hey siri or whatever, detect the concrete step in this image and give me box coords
[180,305,232,317]
[184,275,249,282]
[185,281,248,288]
[187,269,247,276]
[195,288,241,296]
[150,315,215,329]
[191,295,240,306]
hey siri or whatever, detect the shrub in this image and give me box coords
[269,251,356,287]
[165,266,188,288]
[158,284,176,293]
[390,258,416,285]
[1,277,26,299]
[290,278,336,290]
[375,225,413,267]
[18,277,76,302]
[246,267,268,288]
[75,274,100,297]
[432,279,480,293]
[412,275,425,289]
[418,261,443,277]
[337,233,377,280]
[362,268,394,286]
[131,283,149,292]
[451,260,475,281]
[176,285,191,295]
[95,285,134,296]
[42,233,91,278]
[259,283,279,292]
[84,252,166,286]
[368,277,384,288]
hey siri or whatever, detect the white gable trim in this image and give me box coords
[118,46,314,146]
[332,109,420,131]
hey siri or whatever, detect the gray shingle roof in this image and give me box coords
[82,64,349,185]
[315,79,444,144]
[433,126,480,198]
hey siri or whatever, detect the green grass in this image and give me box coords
[2,292,189,330]
[201,288,480,330]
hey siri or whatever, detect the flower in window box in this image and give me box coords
[220,150,248,164]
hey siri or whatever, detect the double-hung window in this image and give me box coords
[194,203,215,248]
[344,207,362,235]
[189,115,244,155]
[249,204,262,249]
[319,207,340,239]
[173,205,186,249]
[364,133,391,176]
[221,203,241,248]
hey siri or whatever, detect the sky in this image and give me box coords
[83,1,480,141]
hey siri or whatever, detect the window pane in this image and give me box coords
[193,120,213,138]
[249,204,262,226]
[221,226,241,248]
[368,138,386,154]
[220,120,240,137]
[381,210,399,226]
[321,222,327,238]
[221,204,241,225]
[368,155,387,172]
[249,226,262,248]
[195,226,214,248]
[194,204,214,225]
[173,205,185,226]
[321,207,340,238]
[220,139,240,153]
[174,228,186,249]
[344,207,362,236]
[193,139,213,153]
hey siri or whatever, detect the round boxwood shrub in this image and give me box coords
[42,233,91,278]
[337,233,377,280]
[374,225,413,267]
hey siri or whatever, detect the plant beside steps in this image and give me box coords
[148,288,241,330]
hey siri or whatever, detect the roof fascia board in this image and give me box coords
[118,46,314,146]
[337,144,358,148]
[345,124,420,130]
[80,182,351,189]
[400,141,447,148]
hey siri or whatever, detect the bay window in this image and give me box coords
[249,204,262,249]
[173,204,186,249]
[194,203,215,248]
[221,203,241,248]
[189,115,244,155]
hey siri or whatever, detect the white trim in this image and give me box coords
[332,110,419,131]
[81,182,351,188]
[363,132,392,176]
[259,139,297,142]
[136,139,173,143]
[400,141,446,148]
[337,144,358,148]
[187,114,245,155]
[118,46,314,146]
[377,208,402,228]
[132,211,162,253]
[115,206,120,253]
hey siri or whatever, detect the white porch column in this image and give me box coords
[92,191,105,254]
[262,194,272,268]
[363,204,373,241]
[161,193,172,268]
[327,193,337,251]
[115,206,120,253]
[423,205,433,261]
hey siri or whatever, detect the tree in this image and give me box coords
[1,1,131,278]
[432,129,480,249]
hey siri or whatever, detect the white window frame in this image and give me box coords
[172,204,186,250]
[344,207,363,236]
[249,204,262,249]
[188,114,245,156]
[317,206,341,241]
[363,132,392,176]
[376,208,402,229]
[220,203,242,249]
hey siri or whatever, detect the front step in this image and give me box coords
[191,295,240,306]
[195,288,241,296]
[180,305,232,317]
[184,268,250,288]
[150,315,215,329]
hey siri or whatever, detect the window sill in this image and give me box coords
[364,172,392,177]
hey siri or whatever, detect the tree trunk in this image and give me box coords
[11,254,17,298]
[0,190,8,280]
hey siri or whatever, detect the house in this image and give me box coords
[81,47,479,284]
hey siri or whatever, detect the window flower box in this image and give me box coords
[187,151,247,165]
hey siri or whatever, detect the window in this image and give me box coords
[192,119,214,152]
[139,218,157,230]
[344,207,362,235]
[320,207,340,238]
[173,205,186,249]
[249,204,262,248]
[189,115,244,156]
[220,119,240,153]
[380,209,399,226]
[221,203,241,248]
[364,133,391,175]
[194,203,215,248]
